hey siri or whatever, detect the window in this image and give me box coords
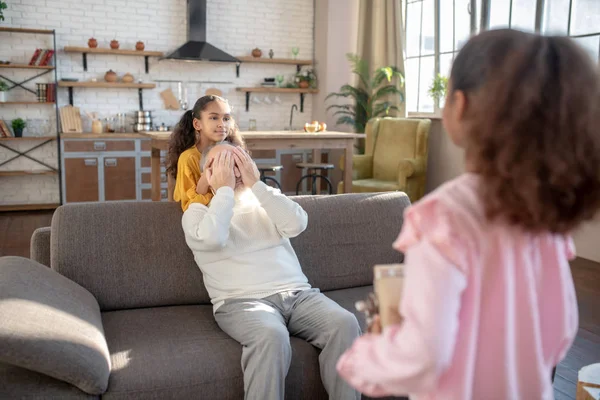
[489,0,537,32]
[404,0,600,115]
[405,0,476,114]
[543,0,600,62]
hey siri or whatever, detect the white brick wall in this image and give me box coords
[0,0,315,205]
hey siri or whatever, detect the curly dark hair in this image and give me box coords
[450,29,600,234]
[166,95,245,178]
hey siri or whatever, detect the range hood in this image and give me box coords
[164,0,239,63]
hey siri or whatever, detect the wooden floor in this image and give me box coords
[1,210,599,398]
[0,210,53,258]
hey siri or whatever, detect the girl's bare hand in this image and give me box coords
[368,315,382,334]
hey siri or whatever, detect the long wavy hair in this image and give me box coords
[166,95,245,178]
[450,29,600,233]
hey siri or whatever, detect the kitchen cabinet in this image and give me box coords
[64,157,99,203]
[61,135,167,203]
[60,134,333,203]
[104,157,136,201]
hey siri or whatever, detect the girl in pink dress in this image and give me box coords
[337,29,600,400]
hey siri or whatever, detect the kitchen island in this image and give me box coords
[138,130,366,201]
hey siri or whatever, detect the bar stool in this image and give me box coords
[256,164,283,190]
[295,162,334,195]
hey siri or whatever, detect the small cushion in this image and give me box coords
[0,256,110,395]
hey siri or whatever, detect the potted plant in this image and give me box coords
[295,69,317,89]
[326,53,404,151]
[0,1,7,22]
[428,74,448,103]
[11,118,26,137]
[0,79,8,102]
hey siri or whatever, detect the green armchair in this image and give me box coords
[338,117,431,202]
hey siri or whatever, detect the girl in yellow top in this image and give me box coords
[166,95,245,211]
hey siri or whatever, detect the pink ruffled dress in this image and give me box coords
[337,173,578,400]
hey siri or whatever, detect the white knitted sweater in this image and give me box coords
[181,181,311,312]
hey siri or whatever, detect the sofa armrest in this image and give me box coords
[397,158,426,186]
[30,227,51,267]
[340,154,374,180]
[0,256,111,395]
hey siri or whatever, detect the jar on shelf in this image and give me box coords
[104,117,115,133]
[91,119,102,134]
[116,113,127,133]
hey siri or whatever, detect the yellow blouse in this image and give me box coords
[173,146,213,211]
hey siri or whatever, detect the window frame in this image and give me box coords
[404,0,479,117]
[480,0,600,58]
[405,0,600,118]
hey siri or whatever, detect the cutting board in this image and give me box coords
[205,88,223,97]
[160,88,180,110]
[59,105,82,133]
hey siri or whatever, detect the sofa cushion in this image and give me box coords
[51,202,208,311]
[292,192,408,291]
[0,256,110,395]
[0,362,98,400]
[101,305,244,399]
[101,304,339,400]
[324,285,373,331]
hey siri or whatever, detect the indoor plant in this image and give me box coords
[326,53,404,138]
[0,79,8,102]
[428,74,448,103]
[295,68,317,89]
[11,118,26,137]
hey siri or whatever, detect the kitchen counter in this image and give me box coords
[139,130,366,200]
[138,130,365,140]
[60,132,146,139]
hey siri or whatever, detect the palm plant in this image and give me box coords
[325,53,404,134]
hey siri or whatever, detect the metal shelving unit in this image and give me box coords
[0,27,62,211]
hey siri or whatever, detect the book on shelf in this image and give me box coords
[36,83,55,103]
[28,48,43,66]
[39,49,55,66]
[0,120,13,137]
[28,49,55,66]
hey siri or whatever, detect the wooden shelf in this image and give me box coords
[0,136,57,141]
[236,87,318,112]
[0,64,55,70]
[0,170,58,176]
[236,87,318,93]
[64,46,163,57]
[0,203,60,212]
[58,81,156,89]
[64,46,163,74]
[235,57,313,78]
[59,81,154,109]
[237,56,312,66]
[0,101,56,105]
[60,132,144,139]
[0,27,54,35]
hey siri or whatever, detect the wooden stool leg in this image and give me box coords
[312,149,322,194]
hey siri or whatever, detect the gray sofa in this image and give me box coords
[0,192,411,399]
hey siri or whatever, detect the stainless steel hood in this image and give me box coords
[164,0,239,63]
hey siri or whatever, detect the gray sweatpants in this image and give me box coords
[214,288,362,400]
